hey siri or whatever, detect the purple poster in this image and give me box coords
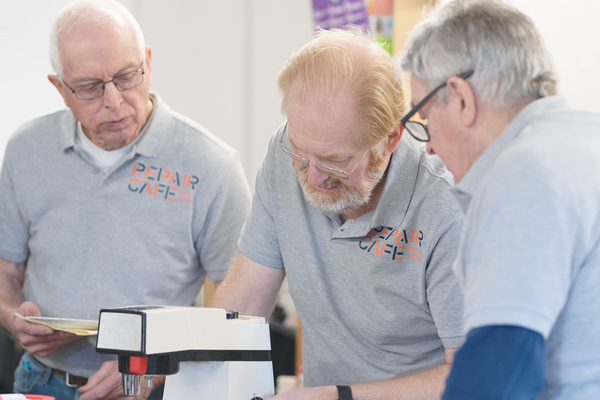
[312,0,370,32]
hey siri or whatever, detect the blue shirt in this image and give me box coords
[452,96,600,399]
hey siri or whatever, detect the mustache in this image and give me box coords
[292,149,387,214]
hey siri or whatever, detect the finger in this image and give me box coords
[14,318,54,337]
[18,301,42,317]
[80,364,112,393]
[22,332,80,357]
[20,330,77,347]
[79,376,123,400]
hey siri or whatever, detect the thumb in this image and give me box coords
[79,360,115,393]
[20,301,42,317]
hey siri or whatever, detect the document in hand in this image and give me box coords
[13,312,98,336]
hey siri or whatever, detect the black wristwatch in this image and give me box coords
[336,385,353,400]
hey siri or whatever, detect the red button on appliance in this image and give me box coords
[130,356,148,374]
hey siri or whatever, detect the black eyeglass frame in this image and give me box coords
[62,63,145,100]
[401,70,474,142]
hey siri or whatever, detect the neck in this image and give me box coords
[454,100,532,183]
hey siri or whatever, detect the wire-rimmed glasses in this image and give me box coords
[279,122,369,180]
[62,63,145,100]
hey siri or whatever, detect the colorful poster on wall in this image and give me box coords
[311,0,370,32]
[367,0,394,55]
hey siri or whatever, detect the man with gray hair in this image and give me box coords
[0,0,250,399]
[211,28,465,399]
[400,0,600,398]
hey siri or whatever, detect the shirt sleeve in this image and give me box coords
[425,205,465,348]
[442,325,545,400]
[193,152,252,282]
[237,131,284,269]
[0,141,30,263]
[457,153,574,338]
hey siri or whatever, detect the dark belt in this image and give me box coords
[27,354,90,388]
[51,368,89,388]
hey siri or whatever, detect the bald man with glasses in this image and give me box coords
[211,29,465,400]
[0,1,250,399]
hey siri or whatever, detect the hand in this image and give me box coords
[12,301,78,357]
[268,386,337,400]
[79,360,165,400]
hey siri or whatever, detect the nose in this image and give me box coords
[426,142,435,155]
[307,164,329,187]
[102,81,123,110]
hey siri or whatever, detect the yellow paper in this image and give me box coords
[14,312,98,336]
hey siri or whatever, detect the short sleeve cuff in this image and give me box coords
[205,268,228,283]
[238,237,283,270]
[440,335,466,349]
[0,247,28,264]
[464,307,553,339]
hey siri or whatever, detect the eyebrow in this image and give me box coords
[70,62,141,85]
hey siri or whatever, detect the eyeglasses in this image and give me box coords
[401,70,474,142]
[279,122,369,180]
[62,64,145,100]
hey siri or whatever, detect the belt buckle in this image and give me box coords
[65,372,78,388]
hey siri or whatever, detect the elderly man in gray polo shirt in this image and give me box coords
[212,29,464,400]
[0,1,250,399]
[400,1,600,399]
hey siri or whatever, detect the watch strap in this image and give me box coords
[336,385,353,400]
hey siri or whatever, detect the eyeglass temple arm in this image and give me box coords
[401,70,474,125]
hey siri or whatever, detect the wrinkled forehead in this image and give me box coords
[286,91,363,155]
[59,20,142,76]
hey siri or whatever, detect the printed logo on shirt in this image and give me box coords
[128,162,197,204]
[358,226,424,263]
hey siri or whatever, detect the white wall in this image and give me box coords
[434,0,600,113]
[511,0,600,113]
[0,1,71,168]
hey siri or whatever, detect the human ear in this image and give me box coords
[447,76,477,127]
[145,46,152,73]
[48,75,70,108]
[144,46,152,87]
[382,125,404,156]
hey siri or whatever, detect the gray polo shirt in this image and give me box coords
[239,126,464,387]
[0,93,251,377]
[452,96,600,399]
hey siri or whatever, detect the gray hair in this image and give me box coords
[49,0,146,77]
[399,0,557,107]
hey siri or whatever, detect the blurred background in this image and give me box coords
[2,0,599,187]
[1,0,599,394]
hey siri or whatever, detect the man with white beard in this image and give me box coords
[211,29,465,400]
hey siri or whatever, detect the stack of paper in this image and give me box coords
[14,313,98,336]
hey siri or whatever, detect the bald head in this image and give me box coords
[278,28,405,149]
[49,0,145,77]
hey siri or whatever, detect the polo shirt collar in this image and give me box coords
[134,92,171,158]
[452,95,568,212]
[334,135,421,238]
[58,91,171,158]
